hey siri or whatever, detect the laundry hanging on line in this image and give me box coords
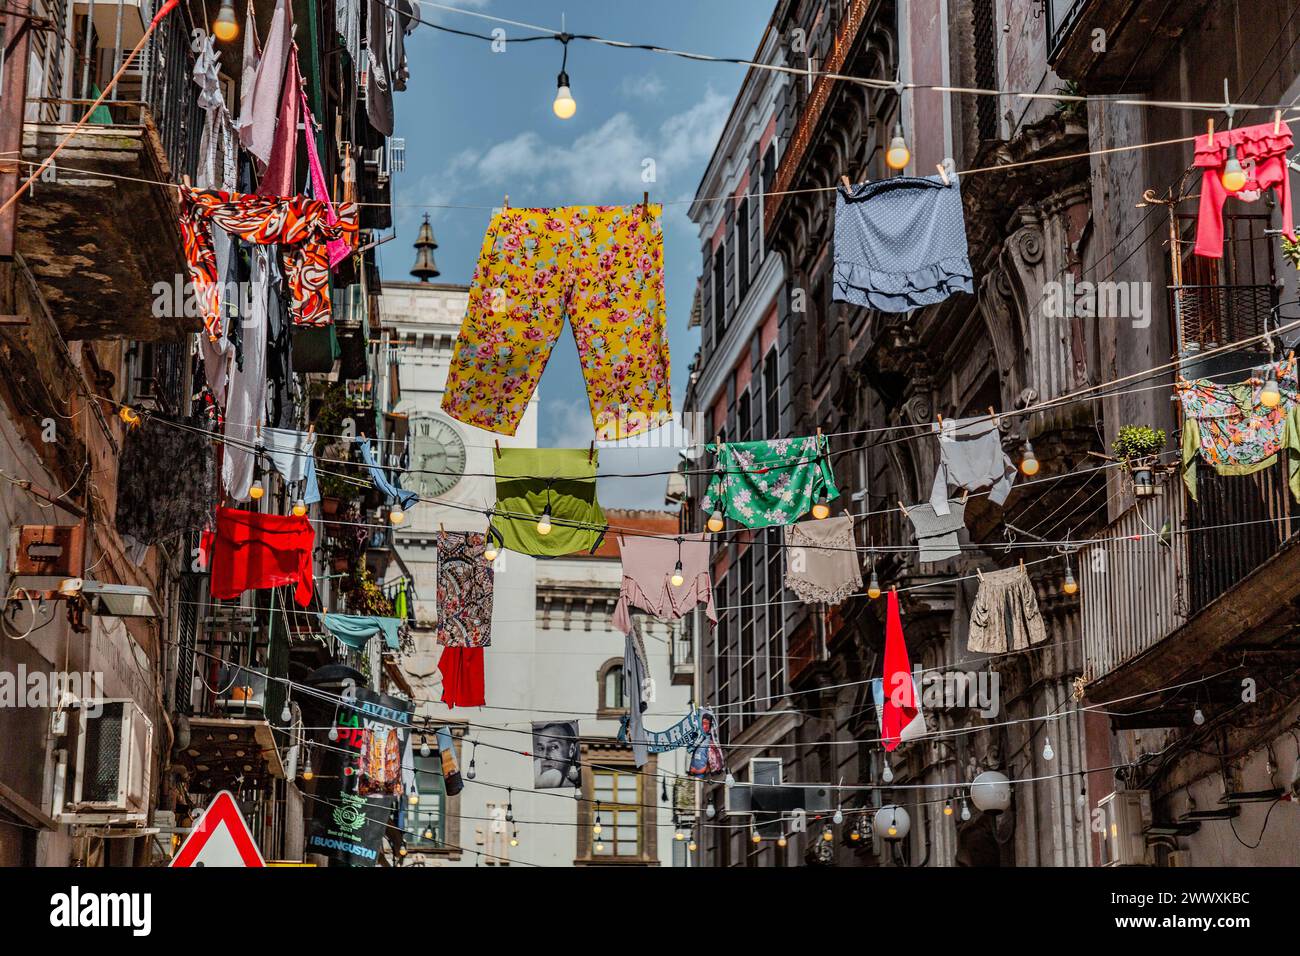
[610,531,717,633]
[355,436,419,511]
[783,515,862,605]
[441,203,672,440]
[492,447,606,557]
[833,173,973,312]
[880,588,922,752]
[207,506,315,607]
[702,434,839,529]
[929,415,1017,516]
[435,531,493,708]
[115,414,216,547]
[905,499,968,563]
[1193,120,1294,258]
[320,612,405,651]
[1176,356,1300,502]
[967,563,1047,654]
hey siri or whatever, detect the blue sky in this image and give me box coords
[375,0,772,506]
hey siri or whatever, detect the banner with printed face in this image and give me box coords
[532,720,581,789]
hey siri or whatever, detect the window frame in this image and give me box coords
[575,747,659,865]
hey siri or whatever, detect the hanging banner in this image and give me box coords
[307,687,414,867]
[531,720,582,789]
[618,706,710,758]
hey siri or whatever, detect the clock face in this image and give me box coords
[408,414,467,497]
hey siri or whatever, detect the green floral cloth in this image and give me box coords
[493,448,605,556]
[701,435,839,528]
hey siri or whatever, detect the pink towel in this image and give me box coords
[301,91,350,269]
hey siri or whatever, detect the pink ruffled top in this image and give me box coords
[611,532,718,634]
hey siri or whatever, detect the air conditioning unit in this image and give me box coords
[58,700,154,825]
[1097,790,1152,866]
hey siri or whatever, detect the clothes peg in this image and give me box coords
[1206,118,1214,146]
[960,489,970,505]
[1275,110,1283,134]
[936,162,950,186]
[494,439,501,458]
[988,406,997,422]
[897,499,911,517]
[439,522,446,534]
[642,191,649,214]
[588,441,595,464]
[503,193,509,210]
[976,568,984,582]
[1018,557,1025,571]
[936,412,943,426]
[841,174,853,191]
[181,174,192,189]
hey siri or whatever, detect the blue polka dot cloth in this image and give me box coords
[833,174,973,312]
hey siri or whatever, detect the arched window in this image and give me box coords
[597,658,629,717]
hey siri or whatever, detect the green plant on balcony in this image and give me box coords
[1283,236,1300,270]
[344,565,395,617]
[1053,80,1086,123]
[1113,425,1167,497]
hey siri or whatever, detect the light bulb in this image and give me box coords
[537,505,552,536]
[398,846,407,857]
[409,790,420,807]
[423,828,433,840]
[960,799,971,821]
[1193,707,1205,726]
[849,826,861,842]
[212,0,239,41]
[1221,145,1247,192]
[573,786,583,800]
[751,830,761,844]
[832,807,844,825]
[420,737,431,758]
[707,509,724,533]
[944,799,954,817]
[1020,441,1040,476]
[466,759,476,780]
[670,561,685,588]
[292,498,307,517]
[249,479,265,500]
[881,763,894,784]
[389,506,404,525]
[553,76,577,119]
[688,840,697,852]
[280,702,291,723]
[674,830,685,841]
[594,841,604,852]
[593,820,602,836]
[811,491,830,520]
[505,805,513,823]
[724,772,735,787]
[484,541,499,562]
[1260,376,1282,408]
[885,123,910,171]
[821,826,833,842]
[1063,565,1078,595]
[302,756,313,781]
[510,836,519,847]
[887,825,898,837]
[867,570,881,600]
[777,833,788,847]
[1042,737,1055,761]
[328,726,339,742]
[705,801,716,820]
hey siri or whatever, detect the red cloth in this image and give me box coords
[439,646,485,708]
[1193,121,1294,258]
[881,589,917,752]
[209,506,315,606]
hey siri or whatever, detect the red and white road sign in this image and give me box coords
[170,790,266,867]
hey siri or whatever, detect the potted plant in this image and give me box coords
[1112,425,1167,496]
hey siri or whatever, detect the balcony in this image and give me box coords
[1047,0,1205,88]
[1079,459,1300,720]
[15,5,201,340]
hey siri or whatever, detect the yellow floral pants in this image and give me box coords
[441,205,672,439]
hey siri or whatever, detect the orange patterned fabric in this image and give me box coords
[180,186,358,338]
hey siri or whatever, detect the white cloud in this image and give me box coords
[620,72,667,101]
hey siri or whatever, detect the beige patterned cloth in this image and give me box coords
[967,564,1047,653]
[783,516,862,605]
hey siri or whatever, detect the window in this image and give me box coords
[406,752,447,849]
[592,768,641,858]
[712,244,727,344]
[736,196,751,303]
[597,658,630,718]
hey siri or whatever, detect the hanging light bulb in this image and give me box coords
[573,785,583,800]
[1020,440,1040,476]
[867,569,882,600]
[777,832,788,847]
[1193,707,1206,726]
[1260,372,1282,408]
[944,798,954,817]
[885,122,911,171]
[594,840,604,852]
[688,839,698,852]
[707,509,725,533]
[881,762,894,784]
[212,0,239,41]
[1042,737,1055,761]
[1221,145,1248,193]
[398,845,407,857]
[821,826,834,842]
[674,828,685,841]
[960,798,972,821]
[249,478,265,500]
[280,700,292,723]
[505,792,514,822]
[302,752,313,781]
[593,813,602,836]
[328,725,339,742]
[705,800,716,820]
[671,560,685,588]
[408,785,420,807]
[553,38,576,119]
[466,758,477,780]
[832,806,844,825]
[423,828,434,840]
[724,772,735,787]
[510,828,519,848]
[292,498,307,517]
[751,829,762,844]
[420,736,431,758]
[811,489,831,520]
[849,822,862,842]
[537,492,553,536]
[483,526,500,563]
[389,505,405,525]
[1062,563,1078,595]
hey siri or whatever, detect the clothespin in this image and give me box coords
[960,489,969,505]
[936,162,950,186]
[1275,110,1283,135]
[841,174,853,191]
[588,441,595,464]
[988,406,997,422]
[181,174,192,189]
[898,499,911,517]
[1018,557,1026,571]
[642,191,649,214]
[494,439,501,458]
[1206,118,1214,147]
[936,412,943,426]
[439,522,446,533]
[976,568,985,582]
[503,193,509,209]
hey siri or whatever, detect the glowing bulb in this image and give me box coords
[867,570,882,600]
[594,841,604,852]
[688,840,697,852]
[292,498,307,517]
[249,479,265,500]
[849,827,861,841]
[821,826,834,842]
[398,846,407,857]
[537,505,552,536]
[707,509,724,533]
[1020,441,1040,476]
[1221,146,1247,193]
[423,828,434,840]
[409,790,420,807]
[553,79,577,119]
[1063,565,1078,595]
[811,491,830,520]
[1193,707,1205,726]
[674,830,685,841]
[944,800,954,817]
[751,829,762,844]
[389,506,405,525]
[885,123,911,171]
[302,755,313,781]
[510,835,519,847]
[483,541,499,562]
[777,833,788,847]
[887,825,898,837]
[1260,375,1282,408]
[1042,737,1055,761]
[212,0,239,41]
[593,820,602,836]
[881,763,894,784]
[670,560,685,588]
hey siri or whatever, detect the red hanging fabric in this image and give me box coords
[881,589,917,752]
[438,646,485,708]
[209,506,315,606]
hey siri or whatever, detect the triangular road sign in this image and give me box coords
[171,790,266,867]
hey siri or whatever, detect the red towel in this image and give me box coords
[438,646,485,708]
[882,589,917,752]
[209,506,315,606]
